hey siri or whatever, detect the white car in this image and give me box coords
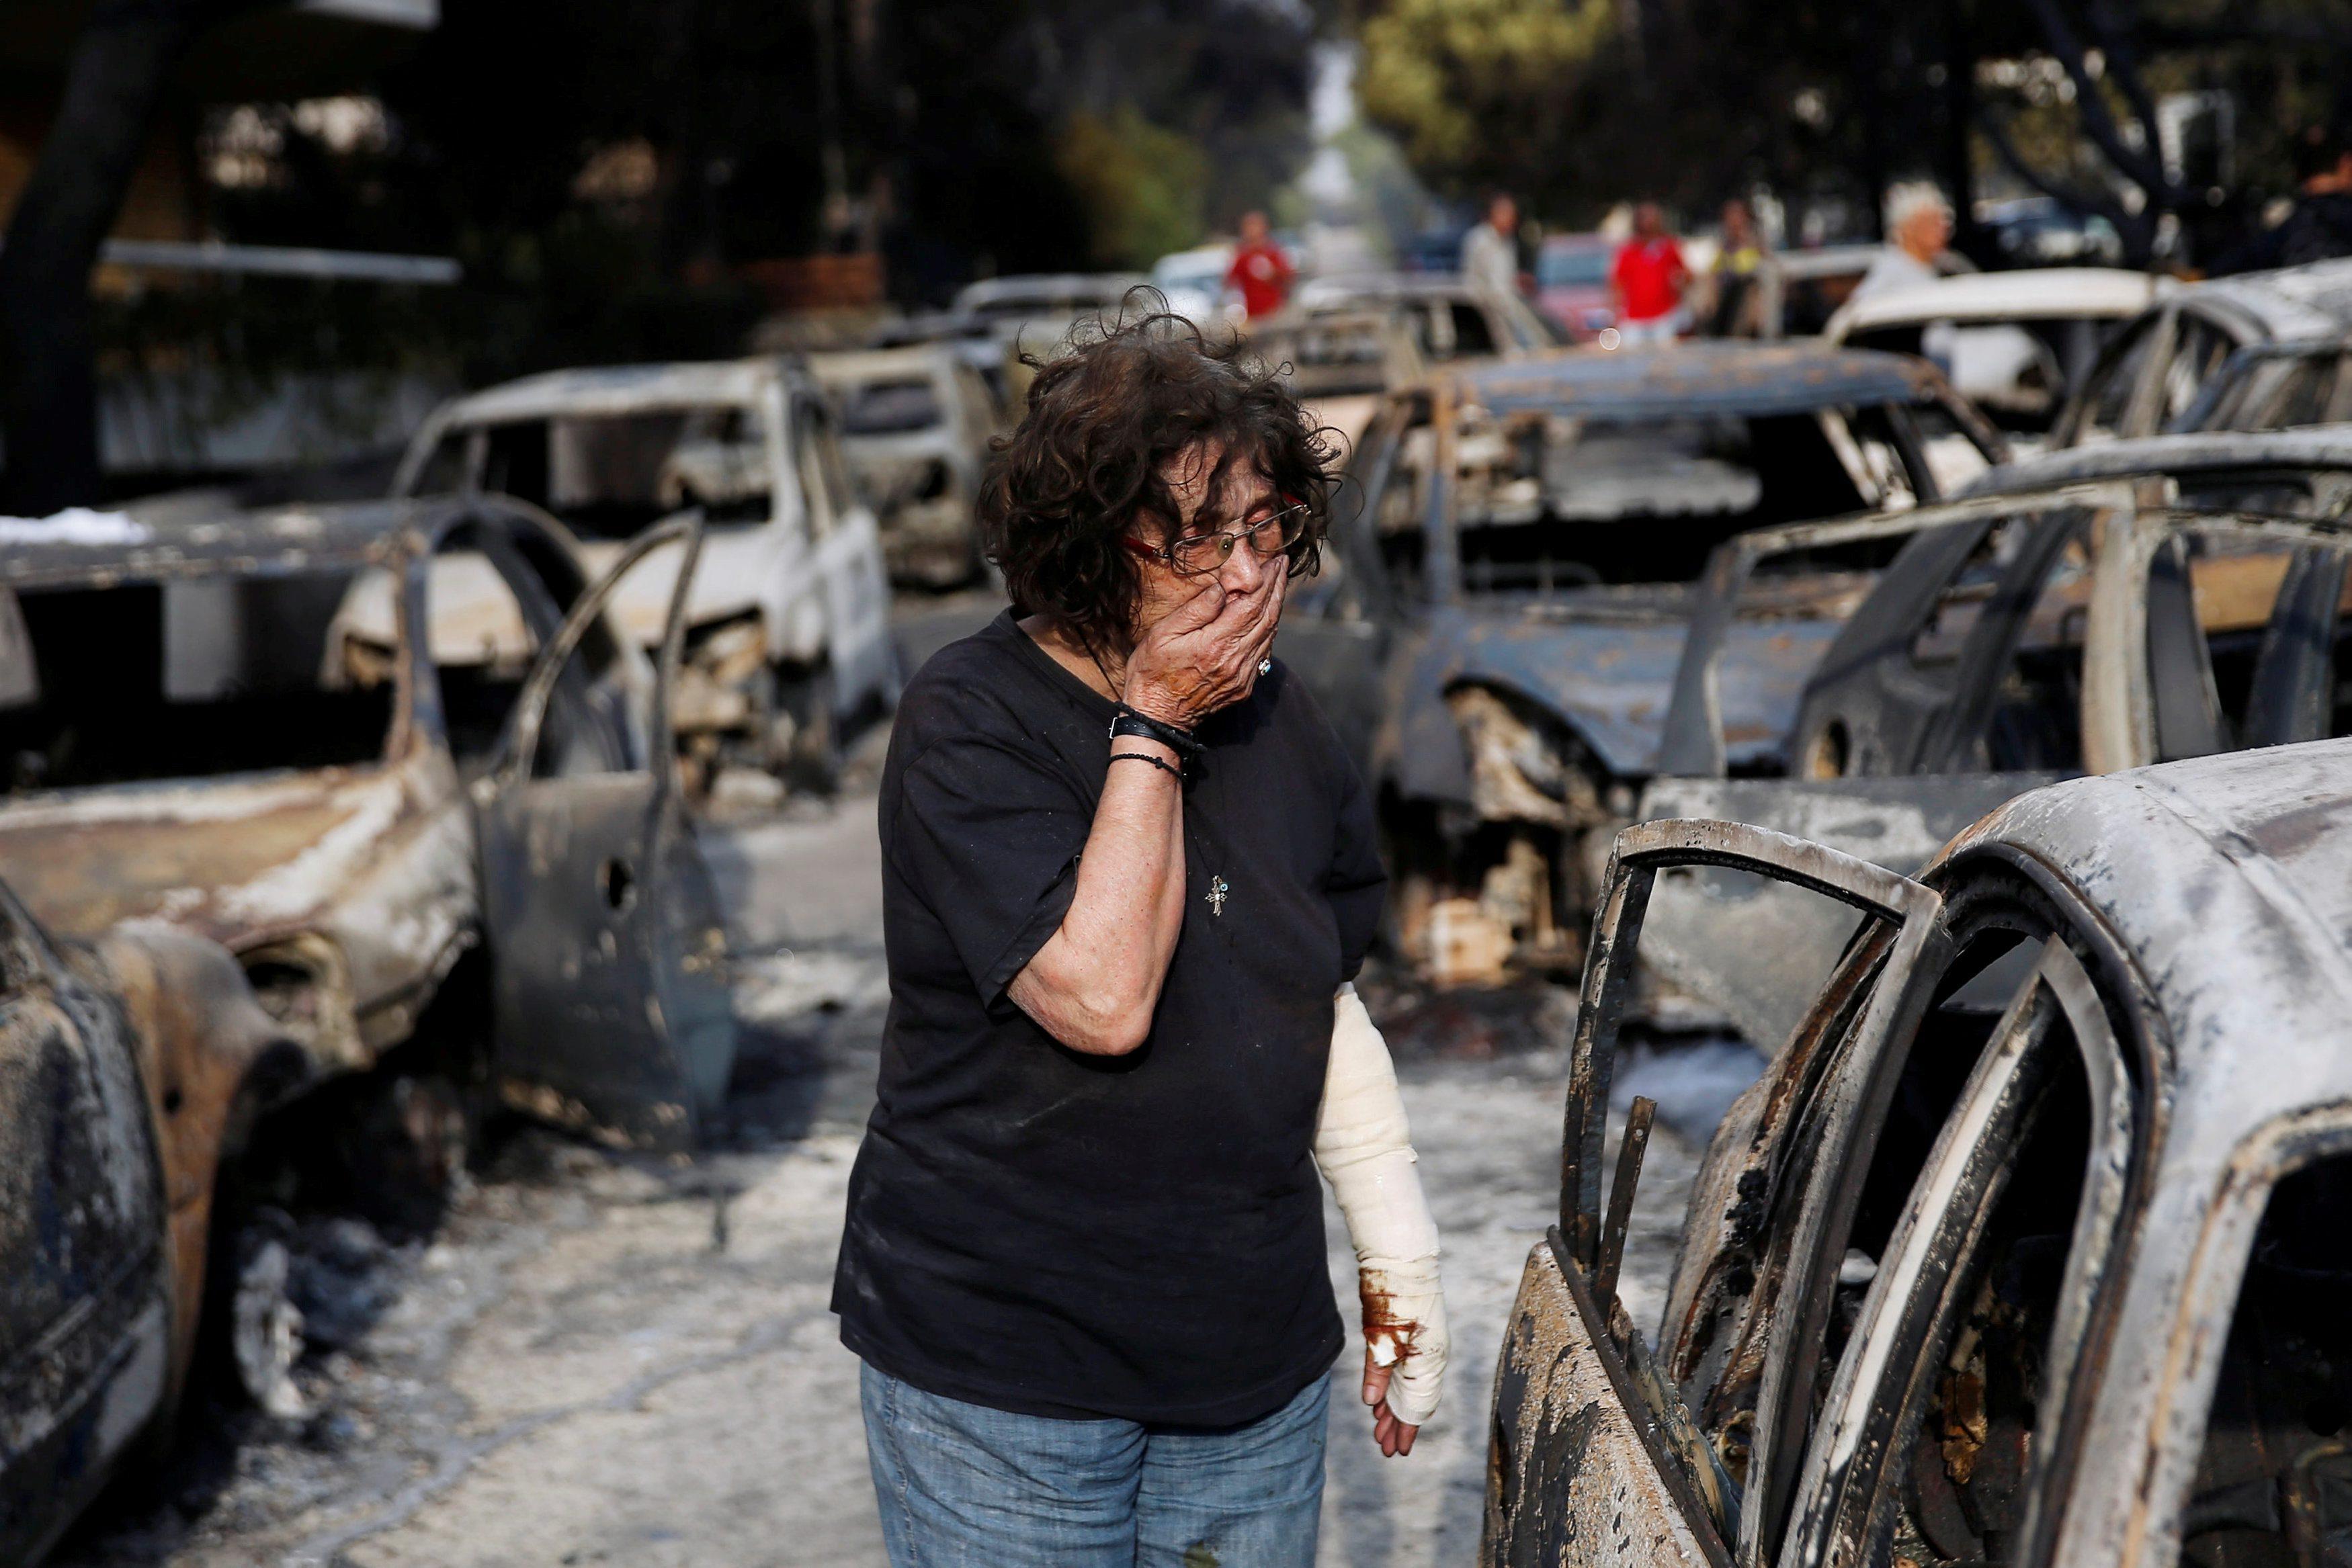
[1150,243,1241,328]
[812,343,1006,589]
[1825,267,2171,437]
[378,357,898,787]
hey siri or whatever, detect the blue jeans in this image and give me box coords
[860,1362,1329,1567]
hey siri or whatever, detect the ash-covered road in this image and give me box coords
[56,785,1706,1568]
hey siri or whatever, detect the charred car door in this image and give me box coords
[1484,818,1947,1568]
[474,516,738,1151]
[1781,933,2139,1568]
[0,883,171,1564]
[1786,486,2129,782]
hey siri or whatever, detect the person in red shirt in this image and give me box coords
[1609,203,1689,345]
[1224,210,1295,320]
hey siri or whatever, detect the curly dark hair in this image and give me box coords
[978,297,1341,657]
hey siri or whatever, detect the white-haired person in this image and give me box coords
[1854,183,1974,302]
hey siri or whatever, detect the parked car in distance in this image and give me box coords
[390,357,898,786]
[811,344,1004,589]
[1486,736,2352,1568]
[1757,243,1885,337]
[1291,271,1564,361]
[2052,256,2352,445]
[1149,243,1239,327]
[1536,234,1616,341]
[1824,267,2169,442]
[1243,306,1426,455]
[1281,342,2003,986]
[951,271,1148,353]
[1978,191,2128,265]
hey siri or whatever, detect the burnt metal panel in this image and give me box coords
[476,516,739,1152]
[1480,1239,1730,1568]
[0,497,450,592]
[1454,343,1943,422]
[0,887,170,1565]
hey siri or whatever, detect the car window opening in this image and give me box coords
[838,378,945,436]
[477,406,771,539]
[0,574,392,795]
[2182,1151,2352,1568]
[1400,406,1909,594]
[1863,994,2095,1568]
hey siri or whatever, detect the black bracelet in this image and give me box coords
[1108,750,1184,781]
[1109,703,1199,760]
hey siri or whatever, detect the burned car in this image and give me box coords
[2052,257,2352,446]
[1282,342,2004,984]
[1291,270,1564,362]
[1486,735,2352,1568]
[0,498,735,1558]
[0,498,739,1157]
[0,883,292,1564]
[388,357,899,788]
[810,343,1005,589]
[1245,305,1429,453]
[1823,267,2168,447]
[1638,429,2352,1047]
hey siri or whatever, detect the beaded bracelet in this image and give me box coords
[1107,750,1184,781]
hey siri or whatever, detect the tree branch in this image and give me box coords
[0,0,250,511]
[2020,0,2173,198]
[1978,105,2151,261]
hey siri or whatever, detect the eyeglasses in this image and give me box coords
[1124,501,1314,577]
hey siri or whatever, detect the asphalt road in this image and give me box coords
[56,780,1700,1568]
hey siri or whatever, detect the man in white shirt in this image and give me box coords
[1460,193,1521,300]
[1854,185,1957,303]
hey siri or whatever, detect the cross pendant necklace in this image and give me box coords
[1206,875,1228,917]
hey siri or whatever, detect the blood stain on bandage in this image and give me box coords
[1359,1274,1421,1365]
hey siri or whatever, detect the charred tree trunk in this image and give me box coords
[0,0,230,515]
[1940,0,1983,262]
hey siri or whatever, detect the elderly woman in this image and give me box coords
[832,314,1449,1567]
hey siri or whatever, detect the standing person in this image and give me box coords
[1610,202,1689,344]
[1706,197,1769,337]
[1460,191,1522,298]
[835,311,1450,1568]
[1853,185,1957,302]
[2214,124,2352,273]
[1224,210,1295,320]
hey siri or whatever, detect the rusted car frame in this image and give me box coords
[1490,816,1946,1565]
[1284,342,2003,985]
[1640,433,2352,1041]
[1487,737,2352,1568]
[2050,257,2352,447]
[389,358,900,790]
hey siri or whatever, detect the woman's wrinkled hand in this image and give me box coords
[1120,567,1285,730]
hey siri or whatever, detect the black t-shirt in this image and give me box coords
[833,610,1386,1426]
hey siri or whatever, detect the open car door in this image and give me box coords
[1483,818,1947,1568]
[474,515,737,1152]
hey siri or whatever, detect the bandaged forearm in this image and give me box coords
[1315,983,1448,1426]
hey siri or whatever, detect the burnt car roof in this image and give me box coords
[1960,426,2352,496]
[2188,255,2352,338]
[0,498,433,591]
[1938,738,2352,1150]
[1449,342,1945,420]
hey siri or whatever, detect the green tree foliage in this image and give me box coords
[1357,0,1613,194]
[1351,0,2352,263]
[1054,107,1209,269]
